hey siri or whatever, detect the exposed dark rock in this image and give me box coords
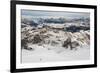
[71,41,79,48]
[21,38,28,49]
[86,33,90,40]
[33,34,42,44]
[51,41,59,46]
[63,37,79,50]
[63,37,72,49]
[21,18,38,27]
[44,18,67,24]
[40,29,47,34]
[21,24,26,28]
[56,36,60,38]
[65,25,90,33]
[43,40,50,44]
[21,38,34,50]
[26,47,33,50]
[57,39,61,41]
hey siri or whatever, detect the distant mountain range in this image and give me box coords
[21,17,90,28]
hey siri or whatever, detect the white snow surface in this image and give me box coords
[22,44,90,63]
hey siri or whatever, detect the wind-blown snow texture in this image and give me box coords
[21,10,90,63]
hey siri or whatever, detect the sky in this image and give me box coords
[21,9,90,19]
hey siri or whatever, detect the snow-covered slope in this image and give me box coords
[21,17,90,63]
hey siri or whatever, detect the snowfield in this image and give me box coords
[22,44,90,63]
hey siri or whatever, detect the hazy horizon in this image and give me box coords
[21,10,90,19]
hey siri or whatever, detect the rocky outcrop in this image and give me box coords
[32,34,42,44]
[21,19,90,50]
[62,37,79,50]
[62,37,72,49]
[21,38,33,50]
